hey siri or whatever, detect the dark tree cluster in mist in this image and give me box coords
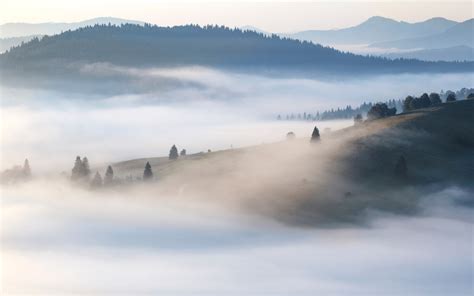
[404,87,474,112]
[0,159,31,184]
[367,103,397,120]
[278,99,403,122]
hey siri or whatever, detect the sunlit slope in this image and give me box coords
[110,100,473,224]
[115,99,473,182]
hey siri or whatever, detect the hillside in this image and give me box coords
[109,100,474,224]
[0,23,472,80]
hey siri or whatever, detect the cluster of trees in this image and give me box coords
[0,159,31,184]
[278,100,403,122]
[367,103,397,120]
[3,23,473,76]
[403,88,474,112]
[70,145,189,188]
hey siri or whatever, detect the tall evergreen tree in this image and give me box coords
[169,145,179,160]
[23,158,31,179]
[446,93,457,102]
[90,172,103,188]
[394,155,408,178]
[429,92,442,105]
[143,162,153,181]
[81,157,91,178]
[310,126,320,142]
[104,165,114,185]
[71,156,83,180]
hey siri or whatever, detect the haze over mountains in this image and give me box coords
[1,16,472,61]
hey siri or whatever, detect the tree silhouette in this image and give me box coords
[394,155,407,178]
[419,93,431,108]
[354,114,363,125]
[143,162,153,181]
[104,165,114,185]
[81,157,91,178]
[90,172,103,188]
[311,126,320,142]
[169,145,179,160]
[180,149,186,156]
[429,92,442,105]
[23,159,31,179]
[71,156,83,180]
[446,93,457,102]
[286,131,295,140]
[467,93,474,100]
[403,96,414,112]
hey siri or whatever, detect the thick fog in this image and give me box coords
[1,180,472,295]
[1,66,473,171]
[1,67,473,295]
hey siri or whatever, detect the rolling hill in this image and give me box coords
[0,23,472,79]
[109,99,474,224]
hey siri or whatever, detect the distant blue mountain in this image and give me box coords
[286,16,458,46]
[371,19,474,50]
[0,17,145,38]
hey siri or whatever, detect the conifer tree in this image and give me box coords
[104,165,114,185]
[310,126,320,143]
[169,145,179,160]
[143,162,153,181]
[90,172,103,188]
[71,156,83,180]
[394,155,407,178]
[81,157,91,178]
[23,159,31,179]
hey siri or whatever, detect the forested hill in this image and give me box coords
[1,23,473,74]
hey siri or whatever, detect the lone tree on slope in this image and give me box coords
[180,149,187,156]
[429,93,442,105]
[104,165,114,185]
[81,157,91,178]
[71,156,83,180]
[446,93,457,102]
[169,145,179,160]
[23,159,31,179]
[394,155,408,178]
[311,126,320,143]
[143,162,153,181]
[90,172,103,188]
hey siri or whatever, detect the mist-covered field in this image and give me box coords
[1,67,473,295]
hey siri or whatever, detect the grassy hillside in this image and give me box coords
[109,100,473,225]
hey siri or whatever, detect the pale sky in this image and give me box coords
[1,1,472,32]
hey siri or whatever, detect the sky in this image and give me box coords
[1,1,472,32]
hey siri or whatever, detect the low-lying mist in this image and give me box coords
[1,178,472,295]
[1,66,473,295]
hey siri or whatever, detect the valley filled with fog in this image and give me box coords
[1,67,473,295]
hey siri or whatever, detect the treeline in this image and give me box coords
[70,144,189,188]
[278,87,473,122]
[277,99,403,122]
[2,23,473,74]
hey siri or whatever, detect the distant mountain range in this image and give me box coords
[0,17,144,38]
[0,24,471,80]
[285,16,459,46]
[370,19,474,50]
[1,16,472,62]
